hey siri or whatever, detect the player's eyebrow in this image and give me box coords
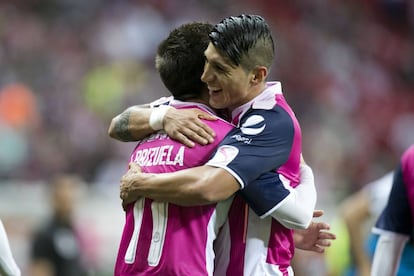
[207,57,231,71]
[204,48,235,71]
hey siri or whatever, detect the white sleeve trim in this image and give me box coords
[264,164,316,229]
[371,232,408,276]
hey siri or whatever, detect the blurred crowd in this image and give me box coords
[0,0,413,274]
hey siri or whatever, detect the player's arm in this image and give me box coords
[108,104,153,142]
[371,232,407,276]
[121,163,315,230]
[120,108,315,228]
[108,104,217,147]
[221,106,315,229]
[340,188,372,275]
[266,163,316,229]
[120,162,239,206]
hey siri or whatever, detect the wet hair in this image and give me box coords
[155,22,213,101]
[209,14,275,72]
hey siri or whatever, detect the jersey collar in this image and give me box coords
[231,81,283,122]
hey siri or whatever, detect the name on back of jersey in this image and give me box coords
[131,145,185,167]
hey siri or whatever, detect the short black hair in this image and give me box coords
[156,22,213,101]
[209,14,275,72]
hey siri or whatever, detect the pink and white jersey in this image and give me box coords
[114,100,234,276]
[209,82,302,275]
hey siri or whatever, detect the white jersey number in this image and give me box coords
[124,200,168,266]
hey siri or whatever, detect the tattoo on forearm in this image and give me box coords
[114,110,134,141]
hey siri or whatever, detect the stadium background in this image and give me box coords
[0,0,413,275]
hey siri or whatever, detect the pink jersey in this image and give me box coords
[210,82,301,275]
[114,101,234,276]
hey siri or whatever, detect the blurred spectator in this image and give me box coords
[0,83,39,177]
[28,174,91,276]
[339,172,395,276]
[0,83,39,129]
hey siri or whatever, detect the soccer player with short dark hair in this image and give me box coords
[119,14,316,275]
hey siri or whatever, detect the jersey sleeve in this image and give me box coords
[206,107,295,216]
[239,172,291,217]
[373,165,413,237]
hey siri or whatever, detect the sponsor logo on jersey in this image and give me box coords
[240,115,266,135]
[231,134,252,144]
[209,145,239,166]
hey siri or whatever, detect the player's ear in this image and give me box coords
[251,66,267,84]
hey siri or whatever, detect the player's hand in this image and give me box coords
[293,210,336,253]
[164,108,216,148]
[120,162,142,209]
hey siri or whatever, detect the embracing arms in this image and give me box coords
[111,102,334,252]
[120,162,335,253]
[120,162,239,206]
[120,161,316,229]
[108,104,216,147]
